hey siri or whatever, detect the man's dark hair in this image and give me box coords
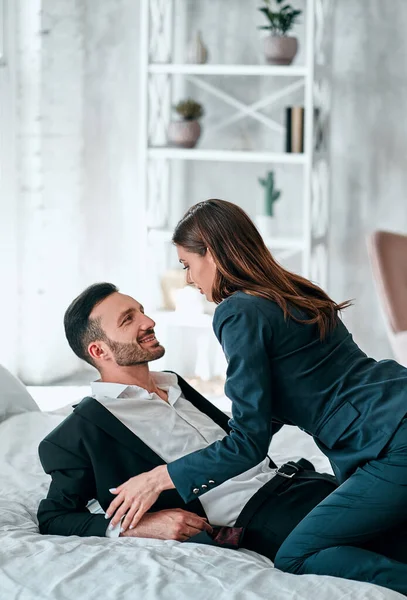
[64,283,118,366]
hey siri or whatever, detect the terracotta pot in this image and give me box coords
[167,120,201,148]
[263,35,298,66]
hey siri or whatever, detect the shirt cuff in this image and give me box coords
[105,519,122,538]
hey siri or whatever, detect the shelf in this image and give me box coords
[148,148,306,164]
[148,64,307,77]
[148,228,304,251]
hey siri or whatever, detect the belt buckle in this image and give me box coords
[276,463,300,479]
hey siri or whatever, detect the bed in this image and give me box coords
[0,365,402,600]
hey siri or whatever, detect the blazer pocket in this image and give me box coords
[316,401,360,449]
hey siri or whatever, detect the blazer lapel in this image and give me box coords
[171,372,231,434]
[74,397,165,466]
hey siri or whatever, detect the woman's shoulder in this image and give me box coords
[213,291,282,326]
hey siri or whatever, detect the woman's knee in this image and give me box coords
[274,545,305,574]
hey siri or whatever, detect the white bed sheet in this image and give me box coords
[0,409,403,600]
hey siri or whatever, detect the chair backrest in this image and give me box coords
[367,231,407,367]
[367,231,407,334]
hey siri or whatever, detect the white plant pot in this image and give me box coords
[167,120,201,148]
[263,35,298,66]
[255,215,275,240]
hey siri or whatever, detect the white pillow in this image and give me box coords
[0,364,39,422]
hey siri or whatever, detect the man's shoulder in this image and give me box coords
[41,397,94,447]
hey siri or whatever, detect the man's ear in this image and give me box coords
[88,341,110,363]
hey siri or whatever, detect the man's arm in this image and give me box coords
[37,439,110,537]
[120,509,212,541]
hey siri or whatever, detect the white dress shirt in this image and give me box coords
[92,372,277,533]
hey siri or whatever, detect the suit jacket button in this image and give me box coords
[201,484,208,489]
[208,480,215,484]
[193,488,200,494]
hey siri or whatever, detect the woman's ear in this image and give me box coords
[206,247,216,266]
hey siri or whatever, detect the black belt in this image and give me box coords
[235,458,324,529]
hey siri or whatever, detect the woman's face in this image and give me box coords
[176,245,217,302]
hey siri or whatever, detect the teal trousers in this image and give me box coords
[274,417,407,596]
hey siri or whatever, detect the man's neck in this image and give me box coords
[99,364,168,401]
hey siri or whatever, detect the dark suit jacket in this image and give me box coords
[37,374,232,537]
[167,292,407,503]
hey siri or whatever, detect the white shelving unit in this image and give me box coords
[139,0,334,319]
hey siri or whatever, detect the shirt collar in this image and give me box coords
[91,371,181,406]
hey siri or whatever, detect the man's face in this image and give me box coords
[89,292,165,366]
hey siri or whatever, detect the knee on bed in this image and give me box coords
[274,547,306,575]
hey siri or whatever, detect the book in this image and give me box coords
[285,106,304,153]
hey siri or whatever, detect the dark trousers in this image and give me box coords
[272,418,407,596]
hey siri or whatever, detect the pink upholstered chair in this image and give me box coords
[367,231,407,367]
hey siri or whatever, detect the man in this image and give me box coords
[37,283,334,558]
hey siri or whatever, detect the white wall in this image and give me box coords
[17,0,84,383]
[0,0,18,373]
[82,0,144,299]
[3,0,407,383]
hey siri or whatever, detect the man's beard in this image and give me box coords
[106,333,165,366]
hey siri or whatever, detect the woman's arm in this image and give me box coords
[106,297,276,531]
[167,296,275,503]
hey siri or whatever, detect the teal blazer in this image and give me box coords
[167,291,407,503]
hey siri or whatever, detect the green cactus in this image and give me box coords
[258,171,281,216]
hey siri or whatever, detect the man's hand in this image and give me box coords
[119,509,213,541]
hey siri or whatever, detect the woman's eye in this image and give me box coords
[182,265,189,271]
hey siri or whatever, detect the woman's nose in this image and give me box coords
[186,271,193,285]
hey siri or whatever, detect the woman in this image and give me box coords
[108,199,407,594]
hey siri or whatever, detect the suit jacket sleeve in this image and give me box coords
[37,438,109,537]
[167,298,275,503]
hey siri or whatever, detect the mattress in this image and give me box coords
[0,407,402,600]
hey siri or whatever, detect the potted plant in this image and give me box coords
[255,171,281,238]
[167,99,204,149]
[258,0,302,65]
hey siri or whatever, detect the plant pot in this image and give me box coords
[167,119,201,148]
[255,215,275,240]
[263,35,298,66]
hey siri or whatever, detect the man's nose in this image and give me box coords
[141,314,156,329]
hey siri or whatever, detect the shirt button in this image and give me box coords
[192,488,200,494]
[201,484,208,489]
[208,480,215,484]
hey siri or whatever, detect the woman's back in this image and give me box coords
[214,291,407,481]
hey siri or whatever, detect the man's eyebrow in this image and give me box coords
[117,308,134,325]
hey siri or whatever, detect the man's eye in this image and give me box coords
[124,315,132,323]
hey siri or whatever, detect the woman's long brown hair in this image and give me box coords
[172,199,351,340]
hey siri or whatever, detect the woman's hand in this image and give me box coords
[106,465,174,532]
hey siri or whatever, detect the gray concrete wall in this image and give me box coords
[330,0,407,358]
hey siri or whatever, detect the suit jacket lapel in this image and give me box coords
[171,372,231,434]
[74,373,230,466]
[74,397,165,466]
